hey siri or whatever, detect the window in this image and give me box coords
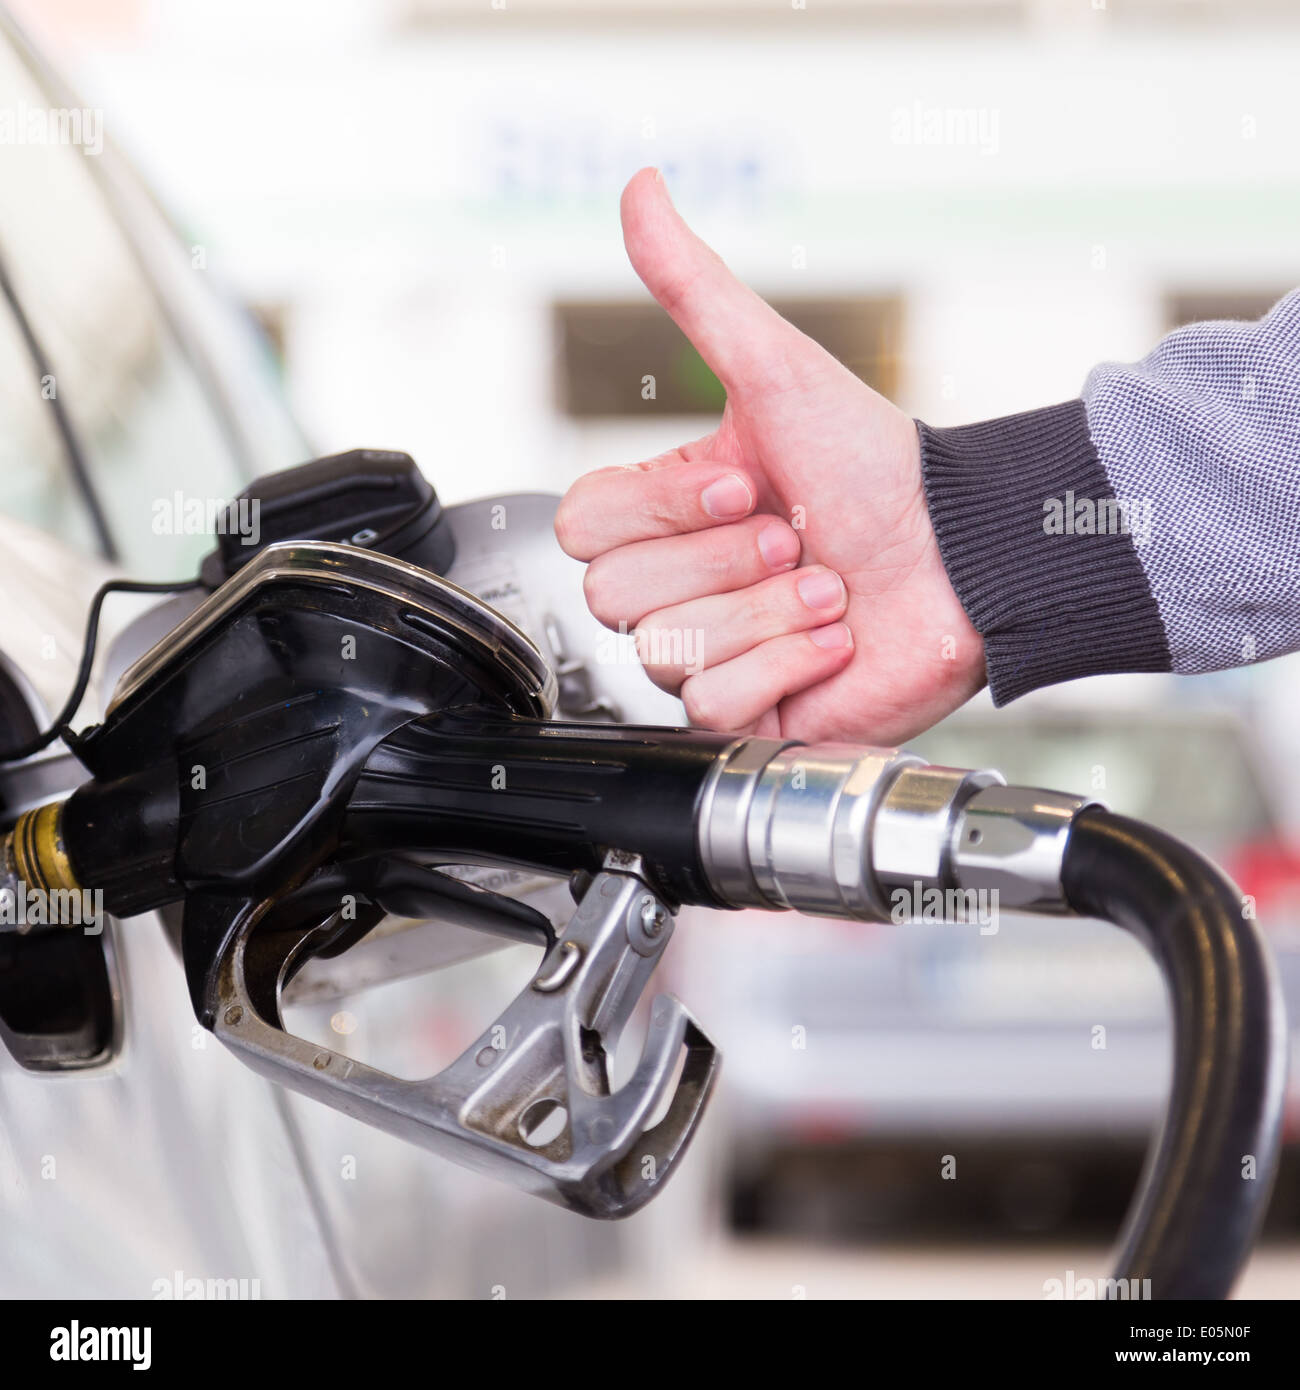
[0,29,304,578]
[554,296,901,417]
[1165,289,1290,331]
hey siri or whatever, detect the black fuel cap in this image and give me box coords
[199,448,456,588]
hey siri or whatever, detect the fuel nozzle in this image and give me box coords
[22,536,1100,1224]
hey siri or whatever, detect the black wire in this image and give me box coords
[0,576,203,764]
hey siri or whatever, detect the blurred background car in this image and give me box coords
[1,0,1297,1297]
[696,695,1300,1245]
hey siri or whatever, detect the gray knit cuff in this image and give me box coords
[917,399,1171,705]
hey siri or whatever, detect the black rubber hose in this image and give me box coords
[1061,807,1288,1299]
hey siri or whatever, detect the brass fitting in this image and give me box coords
[7,799,79,895]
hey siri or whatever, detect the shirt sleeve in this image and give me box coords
[917,290,1300,704]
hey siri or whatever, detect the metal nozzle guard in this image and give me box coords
[201,852,718,1218]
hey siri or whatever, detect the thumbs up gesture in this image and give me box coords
[555,169,986,742]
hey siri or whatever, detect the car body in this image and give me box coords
[0,11,688,1297]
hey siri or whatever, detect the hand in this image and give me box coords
[555,168,986,743]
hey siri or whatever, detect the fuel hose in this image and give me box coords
[1061,807,1287,1300]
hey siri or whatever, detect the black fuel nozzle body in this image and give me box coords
[35,539,725,1219]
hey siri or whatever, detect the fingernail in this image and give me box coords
[809,622,853,650]
[757,522,799,570]
[797,569,846,610]
[701,474,753,519]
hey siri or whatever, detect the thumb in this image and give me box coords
[620,167,815,394]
